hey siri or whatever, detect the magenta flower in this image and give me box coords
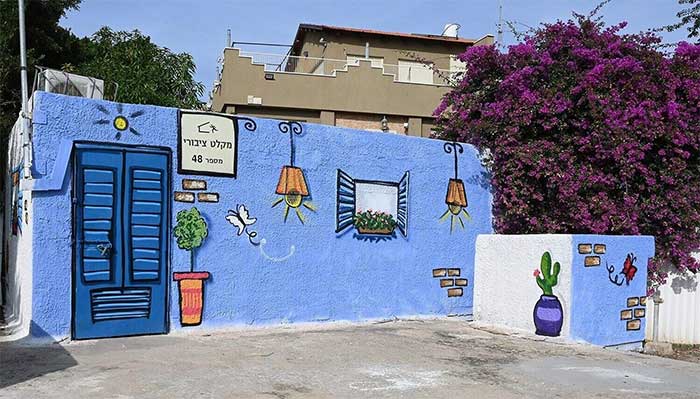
[434,13,700,292]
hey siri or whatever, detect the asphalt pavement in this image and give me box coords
[1,318,698,398]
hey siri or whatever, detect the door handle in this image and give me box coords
[96,242,113,257]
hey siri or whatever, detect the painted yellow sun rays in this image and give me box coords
[439,202,471,233]
[94,103,144,140]
[272,192,316,224]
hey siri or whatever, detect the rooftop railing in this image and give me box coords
[235,51,461,86]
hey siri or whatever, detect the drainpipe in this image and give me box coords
[652,290,663,342]
[18,0,33,181]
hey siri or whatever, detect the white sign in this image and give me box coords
[179,111,238,177]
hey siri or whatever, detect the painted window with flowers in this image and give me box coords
[335,169,409,237]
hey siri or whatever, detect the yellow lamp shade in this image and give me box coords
[445,178,467,207]
[275,165,309,196]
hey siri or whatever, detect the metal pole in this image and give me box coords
[497,0,504,49]
[18,0,32,180]
[652,291,663,342]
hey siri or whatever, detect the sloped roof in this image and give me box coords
[291,23,489,55]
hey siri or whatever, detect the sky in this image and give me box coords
[61,0,690,100]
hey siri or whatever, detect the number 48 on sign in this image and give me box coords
[178,111,239,177]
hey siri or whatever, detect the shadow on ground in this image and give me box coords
[0,323,78,389]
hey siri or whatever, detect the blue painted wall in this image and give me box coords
[569,235,654,346]
[28,92,493,338]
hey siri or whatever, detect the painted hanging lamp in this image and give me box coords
[439,141,471,232]
[272,121,316,222]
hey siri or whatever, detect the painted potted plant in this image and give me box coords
[173,207,210,326]
[532,251,563,337]
[353,209,397,235]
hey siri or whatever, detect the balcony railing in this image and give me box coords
[236,51,461,86]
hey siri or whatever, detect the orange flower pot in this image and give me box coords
[356,226,394,235]
[173,272,210,326]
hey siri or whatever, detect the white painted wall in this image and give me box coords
[474,234,573,336]
[0,118,33,340]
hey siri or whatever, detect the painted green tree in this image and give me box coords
[174,207,208,272]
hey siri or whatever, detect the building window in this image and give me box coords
[346,55,384,69]
[397,59,434,84]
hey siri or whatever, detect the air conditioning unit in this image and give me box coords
[37,68,105,100]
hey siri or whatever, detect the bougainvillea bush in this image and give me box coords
[434,15,700,292]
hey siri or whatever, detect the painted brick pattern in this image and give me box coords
[177,179,219,204]
[182,179,207,190]
[584,256,600,267]
[621,296,646,331]
[174,191,195,203]
[432,269,447,278]
[432,268,466,297]
[577,244,592,254]
[197,193,219,203]
[579,242,606,267]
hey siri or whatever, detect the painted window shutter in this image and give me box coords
[129,168,164,281]
[397,171,409,237]
[81,167,116,282]
[336,169,355,233]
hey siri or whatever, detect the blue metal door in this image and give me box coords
[73,143,170,339]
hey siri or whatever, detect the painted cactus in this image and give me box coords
[534,251,560,295]
[533,251,563,337]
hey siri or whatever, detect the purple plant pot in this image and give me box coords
[533,294,563,337]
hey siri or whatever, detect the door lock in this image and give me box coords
[96,242,113,257]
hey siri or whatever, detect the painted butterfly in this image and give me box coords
[621,253,638,285]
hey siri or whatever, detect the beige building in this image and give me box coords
[211,23,493,137]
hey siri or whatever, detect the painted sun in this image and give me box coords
[94,103,144,140]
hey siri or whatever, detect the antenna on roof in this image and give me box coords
[226,29,231,47]
[497,0,504,49]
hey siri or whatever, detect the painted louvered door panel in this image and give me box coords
[123,151,168,330]
[78,151,122,290]
[74,144,169,340]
